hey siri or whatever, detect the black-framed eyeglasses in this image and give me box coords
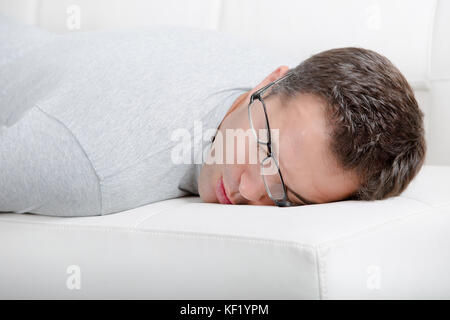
[248,72,314,207]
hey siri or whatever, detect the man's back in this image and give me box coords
[0,19,282,216]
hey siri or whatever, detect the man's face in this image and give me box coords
[198,72,360,206]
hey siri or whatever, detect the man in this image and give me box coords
[0,16,425,216]
[198,49,426,206]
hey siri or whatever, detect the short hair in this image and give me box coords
[269,47,426,200]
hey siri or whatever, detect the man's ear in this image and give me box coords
[222,65,290,121]
[245,65,290,102]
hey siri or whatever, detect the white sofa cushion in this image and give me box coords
[0,165,449,299]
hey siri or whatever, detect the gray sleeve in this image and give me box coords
[0,106,102,217]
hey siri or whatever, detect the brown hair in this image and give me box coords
[270,47,426,200]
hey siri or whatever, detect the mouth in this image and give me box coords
[215,176,233,204]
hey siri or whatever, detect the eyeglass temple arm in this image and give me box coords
[285,184,316,205]
[251,71,293,101]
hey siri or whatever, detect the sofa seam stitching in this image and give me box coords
[314,246,322,300]
[316,245,328,300]
[132,202,191,228]
[0,218,316,251]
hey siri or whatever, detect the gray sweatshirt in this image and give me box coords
[0,16,284,216]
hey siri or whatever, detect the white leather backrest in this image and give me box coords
[0,0,449,164]
[220,0,435,85]
[37,0,222,32]
[429,0,450,165]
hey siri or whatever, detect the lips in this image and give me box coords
[216,176,232,204]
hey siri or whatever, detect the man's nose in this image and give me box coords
[238,168,269,204]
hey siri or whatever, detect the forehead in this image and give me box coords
[271,93,359,203]
[269,92,330,157]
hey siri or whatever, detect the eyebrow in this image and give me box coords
[284,184,318,205]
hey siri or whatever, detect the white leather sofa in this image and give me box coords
[0,0,449,299]
[1,165,449,299]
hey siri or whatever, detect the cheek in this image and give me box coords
[223,106,251,133]
[198,104,259,202]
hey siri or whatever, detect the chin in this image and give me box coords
[198,164,221,203]
[197,177,217,204]
[199,189,218,204]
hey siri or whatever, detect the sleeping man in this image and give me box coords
[198,50,426,206]
[0,15,425,216]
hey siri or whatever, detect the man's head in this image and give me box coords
[198,47,426,206]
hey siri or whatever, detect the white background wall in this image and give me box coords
[1,0,449,165]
